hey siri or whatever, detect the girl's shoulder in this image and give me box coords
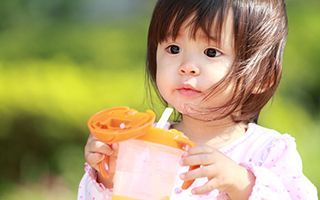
[247,123,296,148]
[220,123,298,163]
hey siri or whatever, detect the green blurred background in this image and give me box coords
[0,0,319,199]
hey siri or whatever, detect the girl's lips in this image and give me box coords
[177,86,202,97]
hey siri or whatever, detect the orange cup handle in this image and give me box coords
[174,136,194,150]
[98,157,109,179]
[181,165,201,189]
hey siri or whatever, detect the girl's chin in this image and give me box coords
[174,103,192,115]
[173,103,224,121]
[174,103,205,118]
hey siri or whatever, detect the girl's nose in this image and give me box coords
[178,64,200,76]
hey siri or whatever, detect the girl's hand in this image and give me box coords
[180,145,255,199]
[84,134,119,188]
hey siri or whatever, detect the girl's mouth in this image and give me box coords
[177,85,202,97]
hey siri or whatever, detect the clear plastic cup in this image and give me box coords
[112,139,183,199]
[88,107,195,200]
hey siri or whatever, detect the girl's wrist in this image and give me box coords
[227,167,256,200]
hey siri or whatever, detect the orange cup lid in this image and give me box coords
[88,106,194,150]
[88,107,156,143]
[137,127,194,150]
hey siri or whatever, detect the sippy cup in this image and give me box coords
[88,107,197,200]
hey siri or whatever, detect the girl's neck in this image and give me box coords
[173,115,248,148]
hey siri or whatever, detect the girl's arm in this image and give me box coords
[244,134,317,200]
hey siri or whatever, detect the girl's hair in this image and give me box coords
[146,0,288,123]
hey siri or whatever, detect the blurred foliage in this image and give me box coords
[282,1,320,116]
[0,0,319,199]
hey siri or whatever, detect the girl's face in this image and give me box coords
[156,12,235,116]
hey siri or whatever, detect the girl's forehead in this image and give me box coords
[165,11,234,45]
[170,24,218,41]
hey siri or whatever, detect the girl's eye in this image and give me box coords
[204,48,221,58]
[166,45,180,54]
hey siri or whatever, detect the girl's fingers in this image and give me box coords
[86,136,113,155]
[85,143,118,172]
[85,134,119,175]
[85,152,105,169]
[181,153,215,166]
[111,143,119,152]
[187,145,215,155]
[191,178,219,195]
[180,165,216,181]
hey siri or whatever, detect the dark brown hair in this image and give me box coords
[146,0,288,123]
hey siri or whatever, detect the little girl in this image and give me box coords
[78,0,317,199]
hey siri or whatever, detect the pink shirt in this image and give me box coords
[78,123,318,199]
